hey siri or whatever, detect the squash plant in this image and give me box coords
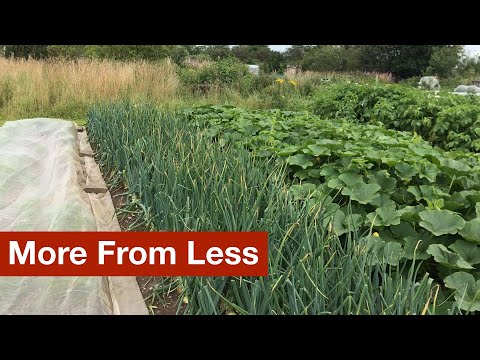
[186,105,480,312]
[311,83,480,153]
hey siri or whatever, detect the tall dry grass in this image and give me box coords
[286,70,394,83]
[0,57,180,123]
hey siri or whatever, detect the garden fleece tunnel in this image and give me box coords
[0,118,147,314]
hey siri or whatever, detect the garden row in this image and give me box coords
[312,83,480,152]
[87,102,441,314]
[184,105,480,312]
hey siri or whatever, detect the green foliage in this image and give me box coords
[427,244,474,270]
[458,56,480,77]
[419,210,465,236]
[180,58,253,92]
[302,45,459,79]
[87,102,438,314]
[259,78,306,110]
[231,45,284,73]
[425,45,463,78]
[185,105,480,312]
[250,73,276,91]
[449,240,480,265]
[311,83,480,152]
[0,77,14,108]
[444,272,480,312]
[4,45,49,59]
[43,45,191,63]
[301,45,363,72]
[86,45,189,63]
[3,45,465,79]
[301,46,345,72]
[284,45,310,66]
[47,45,87,59]
[199,45,233,60]
[359,45,436,79]
[459,219,480,244]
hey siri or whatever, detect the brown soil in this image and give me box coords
[136,276,185,315]
[110,185,183,315]
[110,186,140,231]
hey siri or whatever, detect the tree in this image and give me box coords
[301,46,345,72]
[284,45,311,66]
[231,45,271,64]
[47,45,86,59]
[425,45,463,78]
[77,45,182,62]
[4,45,49,59]
[359,45,435,79]
[81,45,137,60]
[202,45,233,60]
[286,45,362,72]
[231,45,285,72]
[169,46,190,64]
[265,51,285,73]
[340,45,364,71]
[183,45,202,56]
[459,55,480,76]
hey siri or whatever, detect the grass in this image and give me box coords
[0,58,398,125]
[286,69,394,84]
[0,57,179,123]
[0,57,274,124]
[87,102,451,314]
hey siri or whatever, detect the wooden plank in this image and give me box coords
[84,156,107,189]
[78,127,148,315]
[80,150,94,157]
[108,277,149,315]
[87,191,121,231]
[83,186,108,194]
[77,131,94,155]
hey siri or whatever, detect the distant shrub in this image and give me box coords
[311,83,480,152]
[181,58,249,85]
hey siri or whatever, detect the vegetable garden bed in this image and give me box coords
[88,101,477,314]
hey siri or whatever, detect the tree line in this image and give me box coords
[0,45,470,80]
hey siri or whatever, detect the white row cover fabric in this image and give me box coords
[0,119,113,314]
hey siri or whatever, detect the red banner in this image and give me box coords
[0,232,268,276]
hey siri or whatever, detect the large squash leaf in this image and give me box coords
[444,272,480,312]
[419,209,466,236]
[427,244,474,270]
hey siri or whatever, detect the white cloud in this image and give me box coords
[465,45,480,56]
[268,45,291,52]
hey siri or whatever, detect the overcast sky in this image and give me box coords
[268,45,480,56]
[465,45,480,55]
[268,45,290,52]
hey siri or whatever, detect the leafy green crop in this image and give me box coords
[185,104,480,312]
[311,83,480,152]
[444,272,480,311]
[87,102,442,315]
